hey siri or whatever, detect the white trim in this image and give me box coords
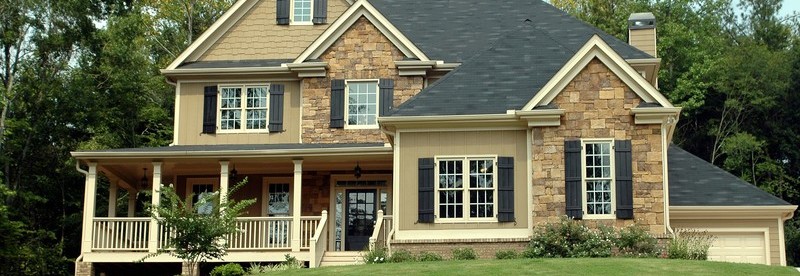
[161,67,292,76]
[580,139,616,219]
[216,84,271,134]
[521,35,673,110]
[289,0,313,25]
[262,177,293,217]
[185,177,220,210]
[178,78,300,84]
[344,79,380,129]
[399,126,527,133]
[778,217,787,266]
[526,127,533,236]
[292,0,429,63]
[173,81,182,145]
[72,145,393,159]
[392,132,401,239]
[677,227,771,266]
[166,0,256,70]
[433,156,499,223]
[393,228,529,240]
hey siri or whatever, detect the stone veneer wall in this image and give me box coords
[390,240,529,259]
[302,17,424,144]
[75,262,92,276]
[531,59,665,233]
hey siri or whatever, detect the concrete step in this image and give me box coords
[323,251,363,257]
[319,251,365,267]
[319,260,364,267]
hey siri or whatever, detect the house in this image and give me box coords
[71,0,797,275]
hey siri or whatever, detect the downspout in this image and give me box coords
[74,162,89,267]
[662,116,677,236]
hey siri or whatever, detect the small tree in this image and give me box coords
[141,178,255,276]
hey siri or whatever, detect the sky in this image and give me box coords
[780,0,800,18]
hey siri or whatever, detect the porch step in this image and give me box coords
[319,251,364,267]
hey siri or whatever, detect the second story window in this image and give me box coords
[219,85,269,132]
[292,0,312,24]
[345,80,378,128]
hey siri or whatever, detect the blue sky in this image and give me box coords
[780,0,800,17]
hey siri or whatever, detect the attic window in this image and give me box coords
[292,0,312,24]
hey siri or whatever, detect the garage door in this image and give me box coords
[707,232,766,265]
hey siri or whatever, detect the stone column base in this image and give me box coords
[181,262,199,276]
[75,261,93,276]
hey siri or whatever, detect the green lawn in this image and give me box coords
[267,258,798,276]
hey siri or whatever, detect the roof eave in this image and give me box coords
[71,145,393,160]
[670,205,798,220]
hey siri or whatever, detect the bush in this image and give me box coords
[452,248,477,260]
[389,249,416,263]
[495,250,520,259]
[210,263,244,276]
[667,230,714,260]
[363,247,388,264]
[417,251,443,262]
[526,217,613,258]
[245,255,303,274]
[615,224,661,257]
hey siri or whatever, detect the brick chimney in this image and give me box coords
[628,12,657,57]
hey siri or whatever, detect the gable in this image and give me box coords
[293,0,429,63]
[523,35,672,110]
[200,0,351,61]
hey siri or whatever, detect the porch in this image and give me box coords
[73,144,394,267]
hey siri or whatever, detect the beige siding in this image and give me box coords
[200,0,351,61]
[671,218,782,265]
[176,81,301,145]
[629,28,657,57]
[397,130,528,231]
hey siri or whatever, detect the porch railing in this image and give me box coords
[300,216,321,249]
[92,218,150,251]
[228,217,293,250]
[309,210,329,268]
[369,211,393,251]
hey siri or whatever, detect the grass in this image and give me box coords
[265,258,799,276]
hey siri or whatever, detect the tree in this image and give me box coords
[143,178,255,276]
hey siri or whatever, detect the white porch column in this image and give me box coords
[219,161,229,205]
[80,162,98,253]
[107,180,118,217]
[291,159,303,252]
[148,162,162,253]
[127,189,136,217]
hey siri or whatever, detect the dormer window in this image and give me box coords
[292,0,312,24]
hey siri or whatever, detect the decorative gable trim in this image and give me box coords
[521,35,673,110]
[166,0,257,70]
[292,0,430,63]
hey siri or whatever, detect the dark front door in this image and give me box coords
[345,189,377,251]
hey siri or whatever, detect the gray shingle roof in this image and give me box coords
[668,145,790,206]
[76,143,386,153]
[370,0,652,62]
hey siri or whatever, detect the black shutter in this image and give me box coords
[330,79,345,128]
[615,140,634,219]
[418,158,435,223]
[268,84,285,132]
[312,0,327,24]
[379,79,394,116]
[202,86,217,134]
[497,157,515,222]
[565,140,582,219]
[276,0,290,25]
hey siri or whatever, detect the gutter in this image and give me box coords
[662,116,675,236]
[70,145,393,159]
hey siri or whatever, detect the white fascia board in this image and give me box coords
[70,146,393,159]
[160,66,291,76]
[522,35,673,110]
[165,0,255,70]
[292,0,429,63]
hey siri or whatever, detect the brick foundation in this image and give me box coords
[390,239,529,259]
[75,261,93,276]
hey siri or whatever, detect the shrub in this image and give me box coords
[417,251,443,262]
[615,224,660,257]
[526,217,613,258]
[452,248,477,260]
[210,263,244,276]
[245,255,303,273]
[363,247,388,264]
[495,250,520,259]
[667,230,714,260]
[389,249,416,263]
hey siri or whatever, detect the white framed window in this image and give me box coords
[344,80,379,129]
[581,140,616,219]
[434,156,497,222]
[218,84,269,133]
[186,178,220,215]
[291,0,313,24]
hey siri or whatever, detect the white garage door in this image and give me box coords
[707,232,767,265]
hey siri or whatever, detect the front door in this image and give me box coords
[345,189,377,251]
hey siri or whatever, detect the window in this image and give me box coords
[267,183,290,217]
[218,85,269,132]
[292,0,312,23]
[186,178,218,215]
[435,157,496,221]
[345,80,378,128]
[582,141,615,217]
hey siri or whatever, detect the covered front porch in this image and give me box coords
[72,144,394,267]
